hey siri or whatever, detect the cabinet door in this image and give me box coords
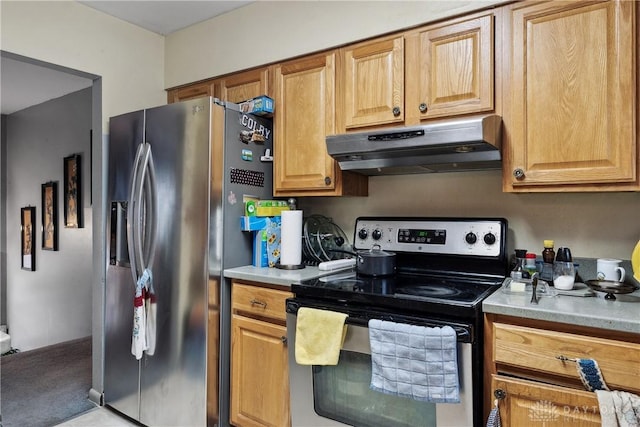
[167,80,215,103]
[230,314,290,427]
[340,35,404,129]
[273,52,338,194]
[502,0,637,191]
[405,13,494,123]
[492,375,601,426]
[217,67,270,103]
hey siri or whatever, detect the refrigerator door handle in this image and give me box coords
[134,142,157,276]
[142,143,158,270]
[127,143,145,285]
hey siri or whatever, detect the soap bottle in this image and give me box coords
[510,249,529,279]
[541,240,555,282]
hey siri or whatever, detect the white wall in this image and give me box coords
[6,88,93,351]
[298,173,640,261]
[165,0,505,87]
[0,1,166,125]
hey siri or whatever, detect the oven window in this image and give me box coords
[312,350,436,427]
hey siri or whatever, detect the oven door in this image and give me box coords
[286,300,474,427]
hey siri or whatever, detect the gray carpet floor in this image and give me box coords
[0,336,96,427]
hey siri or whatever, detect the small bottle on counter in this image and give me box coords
[525,252,538,277]
[540,240,555,282]
[510,249,529,279]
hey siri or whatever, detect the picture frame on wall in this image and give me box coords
[21,206,36,271]
[63,154,83,228]
[42,181,59,251]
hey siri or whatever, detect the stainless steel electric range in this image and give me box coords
[286,216,509,427]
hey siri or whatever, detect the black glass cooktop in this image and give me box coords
[292,270,502,319]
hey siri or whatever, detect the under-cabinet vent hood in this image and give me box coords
[326,115,502,175]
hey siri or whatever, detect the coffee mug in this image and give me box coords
[596,258,626,282]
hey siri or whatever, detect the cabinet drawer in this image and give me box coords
[232,282,292,322]
[493,323,640,393]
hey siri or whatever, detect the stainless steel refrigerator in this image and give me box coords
[105,98,273,426]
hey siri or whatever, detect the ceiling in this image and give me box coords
[1,1,253,115]
[78,1,253,36]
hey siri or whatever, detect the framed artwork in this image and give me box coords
[64,154,83,228]
[21,206,36,271]
[42,181,59,251]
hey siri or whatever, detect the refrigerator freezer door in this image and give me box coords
[138,99,210,427]
[105,110,145,420]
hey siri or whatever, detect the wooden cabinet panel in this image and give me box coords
[502,0,637,191]
[273,51,366,196]
[273,52,337,195]
[405,13,494,122]
[230,314,290,427]
[273,52,336,193]
[207,307,220,425]
[167,80,215,103]
[341,35,405,129]
[232,282,292,323]
[216,67,270,103]
[485,314,640,426]
[492,375,601,426]
[493,322,640,393]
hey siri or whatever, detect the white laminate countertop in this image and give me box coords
[224,265,343,287]
[483,285,640,334]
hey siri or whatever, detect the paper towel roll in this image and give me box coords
[280,210,303,266]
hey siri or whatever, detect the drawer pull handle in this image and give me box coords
[556,355,577,362]
[250,299,267,308]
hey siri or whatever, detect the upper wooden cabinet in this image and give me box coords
[405,12,495,123]
[340,35,405,130]
[337,11,496,131]
[167,67,269,105]
[167,79,215,103]
[273,51,368,196]
[215,67,270,103]
[501,0,638,192]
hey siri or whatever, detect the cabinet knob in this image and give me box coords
[392,106,401,117]
[281,336,288,344]
[250,299,267,308]
[494,389,506,400]
[513,168,526,180]
[324,176,332,186]
[419,103,428,113]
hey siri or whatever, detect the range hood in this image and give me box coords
[326,115,502,175]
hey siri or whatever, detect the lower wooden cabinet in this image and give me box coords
[230,281,292,427]
[484,314,640,427]
[492,376,601,426]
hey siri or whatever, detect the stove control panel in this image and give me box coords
[354,217,506,257]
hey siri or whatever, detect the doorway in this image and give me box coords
[0,51,103,422]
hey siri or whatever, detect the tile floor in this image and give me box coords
[55,406,139,427]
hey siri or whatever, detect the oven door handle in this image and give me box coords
[285,298,473,343]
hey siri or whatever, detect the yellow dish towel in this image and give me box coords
[295,307,348,365]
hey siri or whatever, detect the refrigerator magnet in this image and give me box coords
[260,149,273,162]
[241,149,253,161]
